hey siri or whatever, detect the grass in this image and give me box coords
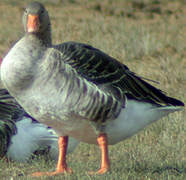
[0,0,185,179]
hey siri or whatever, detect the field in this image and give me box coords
[0,0,185,179]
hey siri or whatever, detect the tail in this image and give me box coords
[152,105,184,119]
[144,103,184,127]
[7,117,79,162]
[7,117,57,162]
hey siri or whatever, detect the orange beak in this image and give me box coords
[27,14,40,33]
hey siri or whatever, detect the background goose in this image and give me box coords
[0,1,184,176]
[0,89,79,162]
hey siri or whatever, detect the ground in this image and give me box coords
[0,0,185,179]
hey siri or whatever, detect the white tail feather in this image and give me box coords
[7,117,79,162]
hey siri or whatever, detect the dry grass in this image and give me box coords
[0,0,185,179]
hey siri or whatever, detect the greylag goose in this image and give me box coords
[1,1,184,176]
[0,89,78,162]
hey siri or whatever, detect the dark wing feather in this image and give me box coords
[0,89,23,157]
[54,42,184,107]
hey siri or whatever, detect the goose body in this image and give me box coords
[1,2,184,175]
[1,28,183,145]
[0,89,79,162]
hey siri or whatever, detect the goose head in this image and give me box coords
[22,1,52,45]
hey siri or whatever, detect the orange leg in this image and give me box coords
[32,136,72,177]
[89,133,110,174]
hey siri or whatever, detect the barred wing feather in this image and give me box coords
[54,42,184,107]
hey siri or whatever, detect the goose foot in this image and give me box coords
[88,167,109,175]
[31,136,72,177]
[31,167,73,177]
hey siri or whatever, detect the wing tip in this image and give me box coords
[167,97,184,107]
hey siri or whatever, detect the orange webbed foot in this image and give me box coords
[31,167,73,177]
[88,166,110,175]
[31,136,72,177]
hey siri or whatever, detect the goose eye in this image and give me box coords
[24,8,28,14]
[41,9,44,14]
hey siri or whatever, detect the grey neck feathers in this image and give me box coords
[37,24,52,47]
[26,23,52,47]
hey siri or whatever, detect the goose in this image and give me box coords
[0,89,79,162]
[1,1,184,176]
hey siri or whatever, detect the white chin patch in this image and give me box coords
[27,27,39,33]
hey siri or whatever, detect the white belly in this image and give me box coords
[44,99,181,145]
